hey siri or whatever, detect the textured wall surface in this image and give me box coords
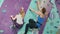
[0,0,60,34]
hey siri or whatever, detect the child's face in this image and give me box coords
[20,7,24,14]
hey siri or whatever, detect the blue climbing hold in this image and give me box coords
[2,9,6,13]
[0,30,4,33]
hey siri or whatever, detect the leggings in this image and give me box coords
[24,19,38,34]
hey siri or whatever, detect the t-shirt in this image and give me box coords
[37,16,45,28]
[16,14,23,24]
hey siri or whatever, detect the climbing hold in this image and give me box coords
[29,9,31,11]
[15,3,19,10]
[9,25,16,29]
[49,0,53,5]
[2,9,6,13]
[50,30,53,34]
[52,6,55,9]
[57,2,60,5]
[54,26,58,28]
[49,12,54,20]
[5,5,8,7]
[47,4,50,6]
[50,22,53,26]
[57,11,59,13]
[26,0,29,3]
[55,0,58,1]
[0,30,4,33]
[43,1,45,3]
[19,0,20,2]
[56,0,60,6]
[47,31,49,33]
[35,1,37,3]
[57,21,59,23]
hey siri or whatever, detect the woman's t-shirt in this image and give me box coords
[37,16,45,28]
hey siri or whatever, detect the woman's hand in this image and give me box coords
[29,7,36,12]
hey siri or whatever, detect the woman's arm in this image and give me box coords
[36,0,40,10]
[29,7,41,15]
[29,7,36,13]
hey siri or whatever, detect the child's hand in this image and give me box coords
[10,15,13,18]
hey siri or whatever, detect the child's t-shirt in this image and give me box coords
[16,14,23,24]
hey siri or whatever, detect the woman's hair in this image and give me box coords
[41,7,46,14]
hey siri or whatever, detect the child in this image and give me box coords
[10,7,25,29]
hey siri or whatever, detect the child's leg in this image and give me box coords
[15,23,23,29]
[11,18,24,29]
[11,18,17,28]
[15,21,24,29]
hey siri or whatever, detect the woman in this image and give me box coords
[10,7,25,29]
[24,0,49,34]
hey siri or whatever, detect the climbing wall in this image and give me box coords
[43,0,60,34]
[0,0,60,34]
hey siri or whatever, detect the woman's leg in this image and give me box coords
[24,19,38,34]
[24,23,30,34]
[29,19,38,28]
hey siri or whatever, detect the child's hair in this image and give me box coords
[20,7,25,15]
[20,7,25,17]
[42,7,46,14]
[20,10,24,14]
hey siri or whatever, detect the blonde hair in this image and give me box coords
[20,7,25,18]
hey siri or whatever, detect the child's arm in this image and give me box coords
[10,15,17,20]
